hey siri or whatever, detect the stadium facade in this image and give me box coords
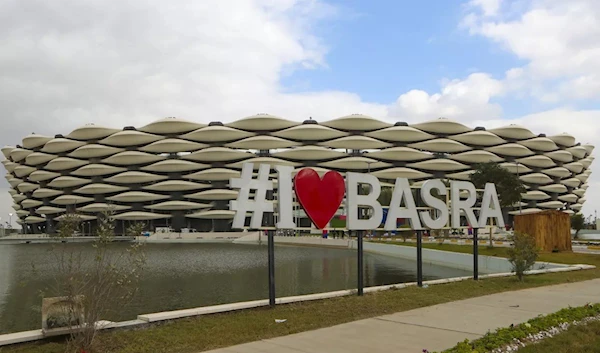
[1,115,594,234]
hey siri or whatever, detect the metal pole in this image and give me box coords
[473,228,479,280]
[357,230,364,296]
[417,230,423,287]
[516,162,522,214]
[367,162,373,240]
[415,186,424,287]
[268,230,276,307]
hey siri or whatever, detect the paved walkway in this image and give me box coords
[204,279,600,353]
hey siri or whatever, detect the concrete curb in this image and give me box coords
[138,299,270,323]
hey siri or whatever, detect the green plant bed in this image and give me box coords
[440,304,600,353]
[517,319,600,353]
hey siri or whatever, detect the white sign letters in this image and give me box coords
[230,163,505,230]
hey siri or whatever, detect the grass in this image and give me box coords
[518,320,600,353]
[370,240,590,264]
[3,243,600,353]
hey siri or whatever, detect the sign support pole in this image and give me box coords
[473,228,479,280]
[417,230,423,287]
[357,230,364,296]
[268,230,276,306]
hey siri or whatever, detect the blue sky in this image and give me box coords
[282,1,524,111]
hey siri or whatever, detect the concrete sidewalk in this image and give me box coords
[203,279,600,353]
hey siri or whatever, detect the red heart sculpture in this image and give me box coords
[294,168,345,229]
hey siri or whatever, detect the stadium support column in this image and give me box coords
[212,200,230,231]
[46,217,56,235]
[171,211,186,232]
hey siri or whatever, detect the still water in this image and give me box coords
[0,243,471,334]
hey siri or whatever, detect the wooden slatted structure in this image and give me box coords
[514,210,572,252]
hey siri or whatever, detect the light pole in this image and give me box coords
[357,161,374,297]
[8,213,12,229]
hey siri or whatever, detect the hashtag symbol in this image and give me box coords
[230,163,274,229]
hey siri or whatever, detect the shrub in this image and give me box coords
[507,232,538,281]
[432,229,448,245]
[40,211,146,352]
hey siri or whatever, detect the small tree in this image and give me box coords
[436,230,444,245]
[378,187,393,207]
[470,163,527,247]
[571,213,585,239]
[398,224,413,242]
[507,232,539,281]
[41,211,146,352]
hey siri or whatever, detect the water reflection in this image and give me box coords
[0,243,471,334]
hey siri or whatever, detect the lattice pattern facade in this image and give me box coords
[1,115,594,234]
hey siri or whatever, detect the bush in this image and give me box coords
[41,211,146,352]
[507,232,539,281]
[430,229,447,245]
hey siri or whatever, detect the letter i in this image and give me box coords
[275,165,295,229]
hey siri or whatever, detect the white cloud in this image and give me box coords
[558,74,600,100]
[0,0,384,142]
[0,189,15,229]
[389,73,505,122]
[464,0,600,101]
[467,0,503,17]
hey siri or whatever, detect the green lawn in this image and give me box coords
[370,240,589,264]
[3,243,600,353]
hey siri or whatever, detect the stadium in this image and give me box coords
[1,115,594,235]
